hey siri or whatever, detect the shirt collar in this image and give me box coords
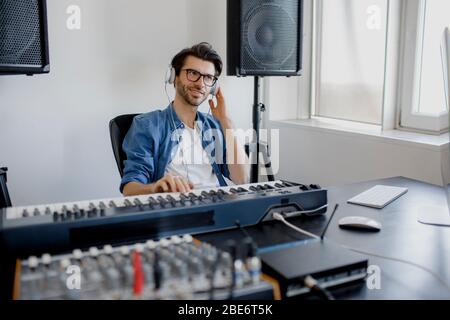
[167,103,207,131]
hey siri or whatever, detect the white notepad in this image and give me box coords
[347,185,408,209]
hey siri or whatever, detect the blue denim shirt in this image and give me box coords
[120,104,230,193]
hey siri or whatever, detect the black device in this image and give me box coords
[259,240,368,299]
[0,0,50,76]
[0,181,327,257]
[227,0,303,77]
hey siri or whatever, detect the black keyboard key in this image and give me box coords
[229,188,239,194]
[275,183,284,188]
[157,196,172,208]
[98,202,107,210]
[166,195,176,202]
[124,199,133,207]
[249,186,258,191]
[264,184,274,190]
[109,201,117,208]
[166,195,182,207]
[179,193,189,200]
[298,184,310,191]
[147,197,161,210]
[74,210,83,219]
[237,187,248,193]
[201,191,211,198]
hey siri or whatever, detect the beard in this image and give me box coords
[176,80,208,107]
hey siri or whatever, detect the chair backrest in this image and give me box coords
[0,167,12,208]
[109,114,140,177]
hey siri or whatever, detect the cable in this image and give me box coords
[235,220,254,243]
[164,82,172,105]
[338,244,450,293]
[272,212,320,240]
[280,204,329,218]
[168,103,192,183]
[304,275,335,300]
[272,211,450,294]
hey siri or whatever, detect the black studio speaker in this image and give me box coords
[0,0,50,76]
[227,0,303,77]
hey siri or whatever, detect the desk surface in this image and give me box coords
[197,177,450,300]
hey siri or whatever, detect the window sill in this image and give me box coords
[269,117,449,152]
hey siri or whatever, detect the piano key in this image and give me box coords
[123,199,133,207]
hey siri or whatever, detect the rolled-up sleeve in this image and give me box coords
[120,116,155,193]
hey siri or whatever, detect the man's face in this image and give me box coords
[175,55,216,107]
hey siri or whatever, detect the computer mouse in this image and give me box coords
[338,216,382,232]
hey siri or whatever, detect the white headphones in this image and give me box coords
[165,66,219,97]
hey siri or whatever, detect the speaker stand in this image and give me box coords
[250,76,266,183]
[0,167,12,209]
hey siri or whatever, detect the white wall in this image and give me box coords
[266,77,449,188]
[269,122,448,188]
[0,0,253,206]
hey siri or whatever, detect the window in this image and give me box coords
[399,0,450,133]
[312,0,388,125]
[304,0,450,134]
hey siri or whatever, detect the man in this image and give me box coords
[121,43,249,196]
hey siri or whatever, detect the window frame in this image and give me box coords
[398,0,449,133]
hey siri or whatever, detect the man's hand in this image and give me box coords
[150,173,193,194]
[208,87,230,124]
[123,173,193,196]
[208,86,250,185]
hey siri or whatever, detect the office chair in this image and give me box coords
[0,167,12,209]
[109,114,140,177]
[109,114,275,181]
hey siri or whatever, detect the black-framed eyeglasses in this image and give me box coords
[182,69,218,87]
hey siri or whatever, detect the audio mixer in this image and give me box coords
[16,234,274,300]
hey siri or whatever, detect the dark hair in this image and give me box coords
[171,42,223,77]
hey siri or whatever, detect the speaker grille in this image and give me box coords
[0,0,43,66]
[241,0,298,72]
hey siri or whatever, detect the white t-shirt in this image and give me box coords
[165,125,231,189]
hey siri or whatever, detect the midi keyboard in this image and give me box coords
[1,180,327,256]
